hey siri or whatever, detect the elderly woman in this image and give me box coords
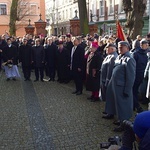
[86,41,103,102]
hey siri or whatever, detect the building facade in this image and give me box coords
[0,0,45,36]
[46,0,150,36]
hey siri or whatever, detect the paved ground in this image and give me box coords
[0,69,130,150]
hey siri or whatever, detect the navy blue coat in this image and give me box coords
[132,48,148,79]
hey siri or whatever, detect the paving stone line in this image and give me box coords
[22,80,55,150]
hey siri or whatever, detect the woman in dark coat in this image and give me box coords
[86,42,103,101]
[56,41,70,83]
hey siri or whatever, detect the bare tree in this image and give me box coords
[77,0,89,35]
[9,0,29,36]
[123,0,146,39]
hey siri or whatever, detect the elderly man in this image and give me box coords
[71,37,85,95]
[132,39,149,113]
[100,43,118,118]
[105,41,136,132]
[19,38,32,81]
[32,38,45,82]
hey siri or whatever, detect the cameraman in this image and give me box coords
[120,111,150,150]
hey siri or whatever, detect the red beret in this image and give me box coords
[92,42,99,48]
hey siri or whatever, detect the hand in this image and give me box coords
[123,93,129,97]
[78,68,81,72]
[0,49,2,52]
[92,69,96,77]
[7,60,11,63]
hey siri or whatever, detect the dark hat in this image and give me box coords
[118,41,130,48]
[87,37,94,41]
[106,43,116,48]
[66,33,71,38]
[58,40,63,45]
[94,33,99,39]
[140,39,149,44]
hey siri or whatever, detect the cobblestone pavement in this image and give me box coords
[0,69,123,150]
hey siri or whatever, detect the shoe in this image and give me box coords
[48,78,52,81]
[102,111,107,115]
[72,91,78,94]
[12,78,16,81]
[24,79,28,81]
[6,78,10,81]
[90,97,100,102]
[34,79,39,82]
[141,99,149,105]
[113,126,124,132]
[113,120,121,126]
[76,91,82,95]
[87,95,94,100]
[102,114,114,119]
[136,106,143,113]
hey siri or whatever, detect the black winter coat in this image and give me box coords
[32,45,45,67]
[2,44,18,65]
[19,44,32,67]
[56,48,70,80]
[86,51,103,91]
[45,44,57,67]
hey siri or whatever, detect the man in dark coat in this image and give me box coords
[100,43,118,118]
[132,39,149,113]
[86,42,103,101]
[56,41,70,83]
[45,38,57,81]
[65,34,73,59]
[106,41,136,132]
[19,38,32,81]
[32,38,45,82]
[2,38,20,80]
[0,35,7,71]
[71,38,85,95]
[65,34,74,81]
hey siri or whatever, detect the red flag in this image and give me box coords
[116,20,126,41]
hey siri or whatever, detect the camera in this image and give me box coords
[100,136,121,149]
[100,120,135,149]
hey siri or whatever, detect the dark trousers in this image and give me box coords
[22,66,31,79]
[73,70,83,92]
[48,66,55,80]
[101,83,107,101]
[133,76,143,109]
[35,67,44,80]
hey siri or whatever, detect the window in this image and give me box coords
[30,4,37,15]
[70,8,72,18]
[0,4,7,15]
[66,9,68,19]
[99,0,104,16]
[109,0,113,14]
[120,3,124,13]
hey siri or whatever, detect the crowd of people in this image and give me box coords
[0,32,150,129]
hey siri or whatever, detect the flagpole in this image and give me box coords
[115,11,118,37]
